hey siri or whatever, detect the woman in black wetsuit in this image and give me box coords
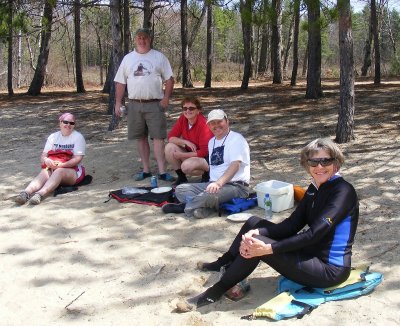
[180,138,359,310]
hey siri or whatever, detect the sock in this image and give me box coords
[175,169,185,177]
[203,283,226,301]
[188,283,226,308]
[175,169,188,181]
[201,170,210,182]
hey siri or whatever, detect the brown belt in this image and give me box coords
[231,181,249,187]
[129,98,160,103]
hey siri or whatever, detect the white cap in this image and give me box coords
[206,109,227,124]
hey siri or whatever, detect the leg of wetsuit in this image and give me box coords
[201,216,268,272]
[215,235,350,293]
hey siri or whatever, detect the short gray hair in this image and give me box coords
[300,138,345,170]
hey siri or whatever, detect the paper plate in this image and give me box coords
[151,186,172,194]
[226,212,253,222]
[121,187,149,195]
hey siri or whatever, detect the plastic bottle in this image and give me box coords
[120,105,126,118]
[264,193,273,220]
[150,176,158,188]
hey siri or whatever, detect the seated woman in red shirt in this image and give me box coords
[165,97,213,186]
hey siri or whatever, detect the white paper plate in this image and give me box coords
[151,186,172,194]
[121,187,149,195]
[226,212,253,222]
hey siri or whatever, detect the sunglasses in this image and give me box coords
[307,158,336,167]
[182,106,197,111]
[62,120,75,126]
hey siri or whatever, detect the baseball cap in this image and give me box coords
[135,28,152,37]
[207,109,228,124]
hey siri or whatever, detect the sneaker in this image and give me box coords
[29,193,42,205]
[134,172,152,181]
[15,191,30,205]
[172,175,188,188]
[158,172,176,182]
[162,202,185,214]
[193,207,215,219]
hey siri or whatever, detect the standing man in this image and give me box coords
[114,28,175,181]
[162,109,251,218]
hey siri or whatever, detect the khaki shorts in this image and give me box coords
[127,101,167,139]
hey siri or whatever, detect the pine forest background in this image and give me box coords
[1,0,400,91]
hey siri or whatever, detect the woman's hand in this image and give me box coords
[44,157,58,170]
[182,140,197,152]
[240,229,273,258]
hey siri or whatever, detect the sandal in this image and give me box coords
[134,172,152,181]
[15,191,30,205]
[158,172,176,182]
[29,193,43,205]
[224,279,251,301]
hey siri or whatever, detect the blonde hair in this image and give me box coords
[59,112,75,122]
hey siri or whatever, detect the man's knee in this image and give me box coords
[175,183,193,196]
[181,160,194,174]
[165,142,176,156]
[175,183,193,194]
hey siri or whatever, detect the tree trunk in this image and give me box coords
[361,7,373,76]
[123,0,131,55]
[271,0,282,84]
[7,0,14,95]
[143,0,153,29]
[102,53,113,93]
[258,0,270,75]
[305,0,323,99]
[383,4,396,54]
[188,4,207,48]
[302,46,308,76]
[204,1,213,88]
[17,29,22,88]
[108,0,124,130]
[27,0,54,96]
[74,0,85,93]
[93,22,104,85]
[371,0,381,84]
[181,0,193,88]
[336,0,355,143]
[240,0,254,90]
[283,2,294,77]
[290,0,300,86]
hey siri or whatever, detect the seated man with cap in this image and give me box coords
[162,109,251,218]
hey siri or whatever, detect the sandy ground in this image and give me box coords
[0,80,399,325]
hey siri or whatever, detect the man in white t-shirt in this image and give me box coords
[114,28,175,182]
[162,109,251,218]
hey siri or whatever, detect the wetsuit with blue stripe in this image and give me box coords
[218,175,359,290]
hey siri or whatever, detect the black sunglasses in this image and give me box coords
[62,120,75,126]
[307,158,335,167]
[182,106,197,111]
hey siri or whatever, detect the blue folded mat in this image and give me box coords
[242,266,383,321]
[219,195,258,215]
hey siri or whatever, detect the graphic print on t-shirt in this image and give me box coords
[132,60,153,77]
[53,143,75,151]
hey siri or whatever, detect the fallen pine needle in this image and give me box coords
[65,291,86,309]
